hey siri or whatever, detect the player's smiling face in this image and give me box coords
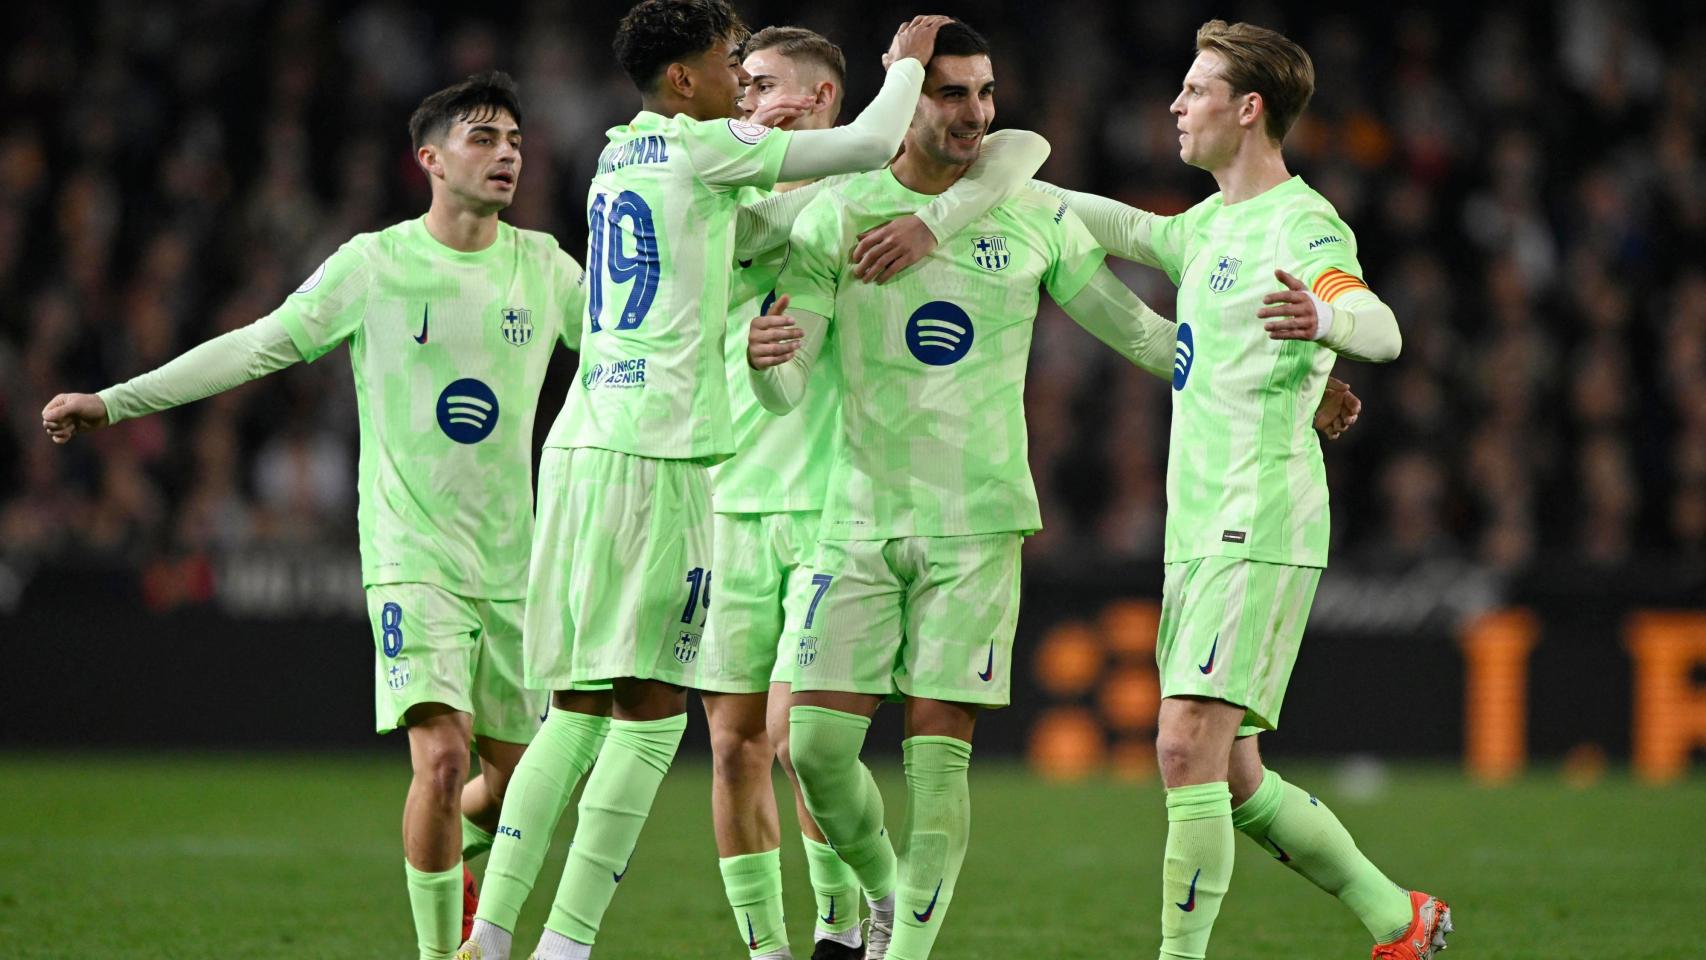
[1171,51,1262,171]
[910,54,995,167]
[684,35,746,121]
[433,107,521,213]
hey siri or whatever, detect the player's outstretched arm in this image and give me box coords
[1059,264,1178,381]
[851,129,1053,283]
[1259,268,1401,363]
[747,294,828,414]
[1029,181,1173,270]
[772,16,950,183]
[42,314,304,443]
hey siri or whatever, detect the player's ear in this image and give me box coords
[663,61,693,100]
[416,144,443,180]
[813,80,836,115]
[1240,91,1263,131]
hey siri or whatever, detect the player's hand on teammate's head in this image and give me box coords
[1314,376,1361,440]
[747,94,815,129]
[885,15,953,70]
[747,294,804,369]
[852,215,938,284]
[1259,268,1328,341]
[40,393,110,444]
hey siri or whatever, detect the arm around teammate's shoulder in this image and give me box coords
[1059,264,1178,381]
[1028,180,1176,272]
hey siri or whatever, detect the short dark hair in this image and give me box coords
[408,71,522,150]
[931,20,990,60]
[614,0,750,94]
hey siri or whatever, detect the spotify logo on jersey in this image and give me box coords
[437,378,500,444]
[1173,322,1195,391]
[905,300,975,366]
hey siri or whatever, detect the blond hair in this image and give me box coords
[1194,19,1315,143]
[745,26,847,113]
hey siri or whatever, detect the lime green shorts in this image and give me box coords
[689,511,821,694]
[1156,556,1321,734]
[525,447,712,689]
[365,583,546,744]
[787,533,1023,707]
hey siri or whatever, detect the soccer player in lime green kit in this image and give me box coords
[1032,20,1449,960]
[39,73,609,960]
[695,25,1052,960]
[456,7,957,960]
[744,20,1204,960]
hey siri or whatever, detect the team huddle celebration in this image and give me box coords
[39,1,1446,958]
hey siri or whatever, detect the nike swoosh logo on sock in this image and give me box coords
[820,895,836,925]
[912,880,943,923]
[1176,868,1201,911]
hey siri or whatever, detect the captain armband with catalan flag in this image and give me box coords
[1296,219,1402,364]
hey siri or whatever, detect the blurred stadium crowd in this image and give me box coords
[3,0,1702,575]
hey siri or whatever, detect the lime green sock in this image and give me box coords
[404,859,462,960]
[1232,768,1412,942]
[544,713,687,944]
[789,707,897,901]
[475,710,610,932]
[1159,782,1234,960]
[720,848,787,956]
[802,835,860,937]
[462,816,495,861]
[888,736,973,960]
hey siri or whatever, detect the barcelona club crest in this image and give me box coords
[971,235,1010,272]
[674,632,700,665]
[500,307,533,346]
[797,635,819,668]
[1208,256,1241,293]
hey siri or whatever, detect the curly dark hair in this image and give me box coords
[614,0,750,94]
[407,71,522,150]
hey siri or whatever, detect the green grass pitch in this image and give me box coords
[1,754,1698,958]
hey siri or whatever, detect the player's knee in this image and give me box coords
[1155,729,1215,785]
[710,719,771,781]
[414,740,468,808]
[787,724,842,790]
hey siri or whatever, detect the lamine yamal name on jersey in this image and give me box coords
[598,135,670,175]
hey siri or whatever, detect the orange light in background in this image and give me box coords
[1029,601,1161,782]
[1099,666,1161,734]
[1626,612,1706,784]
[1102,600,1161,660]
[1458,609,1538,783]
[1027,707,1105,781]
[1034,621,1104,697]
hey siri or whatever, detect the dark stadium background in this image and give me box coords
[3,0,1703,777]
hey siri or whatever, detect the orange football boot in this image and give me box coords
[1371,890,1452,959]
[462,863,479,943]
